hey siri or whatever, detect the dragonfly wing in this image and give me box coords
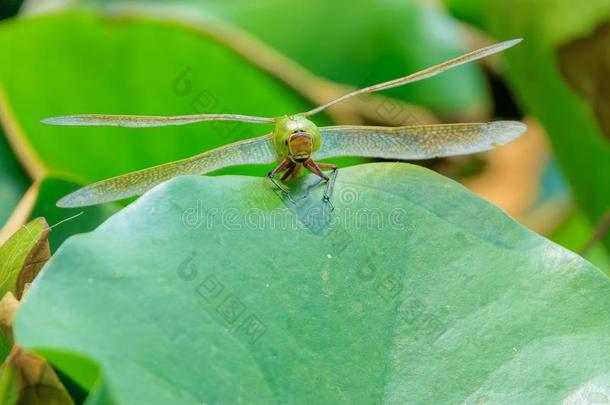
[41,113,275,127]
[304,39,522,117]
[58,134,277,208]
[316,121,527,160]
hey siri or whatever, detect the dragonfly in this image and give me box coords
[43,38,526,209]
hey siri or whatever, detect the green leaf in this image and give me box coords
[443,0,485,28]
[0,345,75,405]
[79,0,491,117]
[14,163,610,403]
[0,217,49,301]
[0,12,331,183]
[444,0,610,249]
[214,0,490,116]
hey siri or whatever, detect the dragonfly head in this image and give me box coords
[274,114,321,162]
[287,130,313,163]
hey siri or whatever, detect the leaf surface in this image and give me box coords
[13,163,610,404]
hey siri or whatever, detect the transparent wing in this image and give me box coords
[58,134,277,208]
[304,39,522,117]
[317,121,527,160]
[42,113,275,128]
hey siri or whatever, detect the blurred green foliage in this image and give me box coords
[0,12,328,183]
[199,0,491,117]
[445,0,610,249]
[78,0,492,118]
[552,210,610,272]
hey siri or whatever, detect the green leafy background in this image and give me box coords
[0,12,325,182]
[445,0,610,249]
[79,0,491,117]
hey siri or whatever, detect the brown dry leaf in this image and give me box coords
[16,234,50,301]
[0,294,73,405]
[0,345,74,405]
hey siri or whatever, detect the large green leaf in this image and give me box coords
[77,0,491,117]
[15,163,610,403]
[0,12,331,183]
[444,0,610,248]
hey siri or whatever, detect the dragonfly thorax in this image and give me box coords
[273,114,321,161]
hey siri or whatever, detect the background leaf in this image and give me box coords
[15,164,610,403]
[551,209,610,272]
[0,217,49,300]
[444,0,610,249]
[0,294,74,405]
[0,12,333,183]
[77,0,492,118]
[0,345,74,405]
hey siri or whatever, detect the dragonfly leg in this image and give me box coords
[303,160,338,210]
[280,162,297,182]
[316,163,338,206]
[267,157,295,203]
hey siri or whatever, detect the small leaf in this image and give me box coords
[558,21,610,140]
[0,346,74,405]
[0,218,50,300]
[0,293,74,405]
